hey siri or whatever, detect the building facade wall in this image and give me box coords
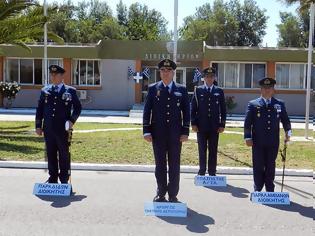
[0,56,3,106]
[79,59,136,110]
[225,91,307,116]
[11,59,136,110]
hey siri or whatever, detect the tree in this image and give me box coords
[116,0,127,27]
[276,0,314,47]
[47,1,78,43]
[277,12,309,47]
[180,0,268,46]
[279,0,315,10]
[0,0,63,51]
[126,3,170,40]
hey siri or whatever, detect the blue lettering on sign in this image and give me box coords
[194,175,227,187]
[33,183,71,196]
[144,202,187,217]
[251,192,290,205]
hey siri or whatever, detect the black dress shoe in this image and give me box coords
[168,196,179,203]
[153,195,167,202]
[208,173,216,176]
[198,172,205,176]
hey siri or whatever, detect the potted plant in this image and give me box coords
[225,95,237,116]
[0,81,21,109]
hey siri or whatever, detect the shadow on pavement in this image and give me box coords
[274,181,313,199]
[205,184,250,198]
[36,193,87,208]
[265,201,314,220]
[158,207,215,233]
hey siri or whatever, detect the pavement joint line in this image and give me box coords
[0,161,312,177]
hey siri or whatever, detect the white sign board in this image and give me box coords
[250,192,290,205]
[144,202,187,217]
[33,183,72,196]
[194,175,227,187]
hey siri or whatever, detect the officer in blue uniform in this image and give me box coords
[143,59,190,202]
[191,67,226,176]
[244,77,291,192]
[35,65,82,184]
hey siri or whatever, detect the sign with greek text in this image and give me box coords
[250,192,290,205]
[194,175,227,187]
[33,183,72,196]
[144,202,187,217]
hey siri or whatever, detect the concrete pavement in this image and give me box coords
[0,168,313,236]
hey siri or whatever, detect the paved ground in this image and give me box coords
[0,168,313,236]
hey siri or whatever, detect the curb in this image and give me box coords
[0,161,313,177]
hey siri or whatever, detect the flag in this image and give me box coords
[128,66,134,80]
[142,67,150,79]
[193,68,202,83]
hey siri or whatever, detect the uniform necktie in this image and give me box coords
[266,99,270,107]
[165,85,170,94]
[207,87,211,93]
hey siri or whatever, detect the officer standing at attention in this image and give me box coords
[35,65,82,184]
[191,67,226,176]
[143,59,190,202]
[244,77,291,192]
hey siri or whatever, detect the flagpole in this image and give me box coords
[305,3,315,139]
[44,0,48,85]
[173,0,178,80]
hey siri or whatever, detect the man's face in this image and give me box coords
[261,86,275,98]
[50,72,63,85]
[204,73,215,86]
[159,67,174,82]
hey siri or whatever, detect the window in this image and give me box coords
[276,63,305,89]
[213,62,266,88]
[185,68,195,92]
[5,58,62,85]
[6,59,18,83]
[73,59,101,86]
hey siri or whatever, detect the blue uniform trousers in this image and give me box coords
[252,145,279,192]
[152,135,182,198]
[197,131,219,175]
[44,129,70,183]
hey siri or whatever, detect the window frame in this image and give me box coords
[4,57,63,85]
[72,59,102,87]
[212,61,267,89]
[275,62,307,89]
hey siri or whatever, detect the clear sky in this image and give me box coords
[46,0,301,47]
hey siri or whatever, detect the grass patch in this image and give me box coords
[0,121,314,169]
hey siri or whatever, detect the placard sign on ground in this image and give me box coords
[251,192,290,205]
[33,183,72,196]
[194,175,227,187]
[144,202,187,217]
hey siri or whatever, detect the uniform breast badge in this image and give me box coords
[62,91,72,105]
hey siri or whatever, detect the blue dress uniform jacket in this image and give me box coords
[35,84,82,183]
[143,81,190,198]
[244,97,291,191]
[191,85,226,175]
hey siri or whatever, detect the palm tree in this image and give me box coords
[0,0,63,51]
[279,0,315,10]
